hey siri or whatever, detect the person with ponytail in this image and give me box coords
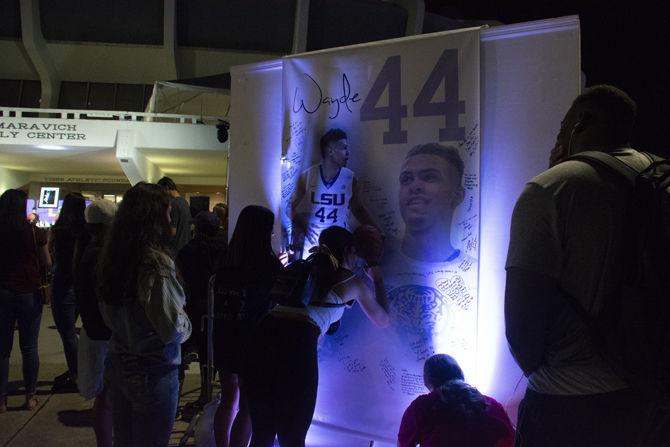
[211,205,281,447]
[246,225,390,447]
[398,354,514,447]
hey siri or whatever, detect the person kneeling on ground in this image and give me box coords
[398,354,514,447]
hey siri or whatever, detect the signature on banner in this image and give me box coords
[292,72,361,119]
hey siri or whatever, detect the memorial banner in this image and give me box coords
[281,28,481,439]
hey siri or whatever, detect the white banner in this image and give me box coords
[281,28,481,440]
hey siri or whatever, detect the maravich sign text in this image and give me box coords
[0,121,86,140]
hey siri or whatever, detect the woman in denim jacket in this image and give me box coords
[98,182,191,447]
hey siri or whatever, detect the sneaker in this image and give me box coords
[22,395,38,411]
[52,372,78,393]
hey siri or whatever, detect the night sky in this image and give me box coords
[426,1,670,156]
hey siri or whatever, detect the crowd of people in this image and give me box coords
[1,83,668,447]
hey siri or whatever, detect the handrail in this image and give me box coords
[0,107,225,124]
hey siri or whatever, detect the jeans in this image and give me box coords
[51,284,78,376]
[0,288,42,396]
[105,355,179,447]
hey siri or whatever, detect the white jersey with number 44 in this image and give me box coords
[300,164,354,253]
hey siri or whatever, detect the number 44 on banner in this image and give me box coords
[360,49,465,145]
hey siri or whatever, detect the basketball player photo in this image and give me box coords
[288,128,377,258]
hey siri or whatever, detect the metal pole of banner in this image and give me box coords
[291,0,310,54]
[179,276,217,447]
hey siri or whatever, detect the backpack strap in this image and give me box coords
[569,151,641,186]
[640,152,664,164]
[557,152,642,321]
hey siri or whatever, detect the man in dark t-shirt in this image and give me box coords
[505,86,662,446]
[157,176,192,255]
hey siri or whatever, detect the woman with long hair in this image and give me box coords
[246,225,390,447]
[49,192,86,390]
[212,205,282,447]
[0,189,51,412]
[398,354,514,447]
[98,182,191,446]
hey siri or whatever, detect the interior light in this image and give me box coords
[36,145,67,151]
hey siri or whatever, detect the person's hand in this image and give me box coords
[292,212,310,233]
[549,143,567,168]
[364,264,384,283]
[278,250,291,267]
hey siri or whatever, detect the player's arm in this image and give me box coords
[350,177,377,228]
[288,172,307,227]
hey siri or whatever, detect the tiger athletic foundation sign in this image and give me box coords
[39,175,129,184]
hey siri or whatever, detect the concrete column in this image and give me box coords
[164,0,180,79]
[115,130,163,185]
[396,0,425,36]
[19,0,60,108]
[291,0,310,54]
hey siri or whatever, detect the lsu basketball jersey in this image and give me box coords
[299,164,354,256]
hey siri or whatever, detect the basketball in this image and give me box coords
[353,225,384,264]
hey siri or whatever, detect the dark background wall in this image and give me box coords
[426,1,670,157]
